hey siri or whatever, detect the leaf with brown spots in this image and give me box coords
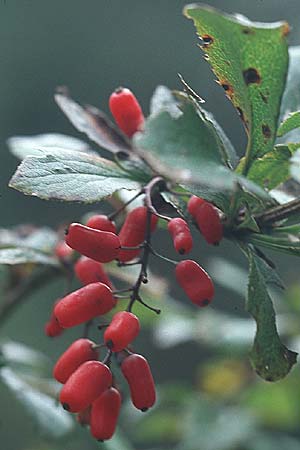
[184,4,289,175]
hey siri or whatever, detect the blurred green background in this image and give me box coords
[1,1,300,450]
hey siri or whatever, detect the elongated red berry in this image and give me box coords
[45,313,64,337]
[53,338,99,384]
[54,283,116,328]
[175,260,214,307]
[55,240,73,260]
[121,353,156,411]
[167,218,193,254]
[104,311,140,352]
[60,361,112,412]
[195,202,223,245]
[65,223,120,263]
[86,214,116,233]
[118,206,158,262]
[90,387,121,441]
[74,256,114,289]
[109,87,144,137]
[187,195,205,217]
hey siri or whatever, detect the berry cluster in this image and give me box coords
[44,88,224,441]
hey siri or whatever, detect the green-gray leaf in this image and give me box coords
[184,4,289,175]
[277,111,300,138]
[246,251,297,381]
[9,149,142,203]
[0,248,58,266]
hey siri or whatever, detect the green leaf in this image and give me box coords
[9,148,142,203]
[277,111,300,137]
[7,133,92,160]
[279,47,300,125]
[246,144,300,190]
[246,251,297,381]
[0,248,58,266]
[136,91,274,213]
[246,232,300,257]
[184,4,289,175]
[0,341,51,376]
[0,367,74,438]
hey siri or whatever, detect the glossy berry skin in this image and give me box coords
[175,260,214,307]
[55,241,73,260]
[118,206,158,262]
[45,313,64,337]
[121,354,156,411]
[167,218,193,254]
[54,283,116,328]
[109,87,144,138]
[86,214,116,233]
[187,195,205,217]
[53,338,99,384]
[195,202,223,245]
[104,311,140,352]
[74,256,114,289]
[65,223,120,263]
[90,387,121,441]
[60,361,112,413]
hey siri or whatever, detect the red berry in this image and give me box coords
[104,311,140,352]
[121,353,156,411]
[175,260,214,307]
[45,314,64,337]
[187,195,205,217]
[195,202,223,245]
[53,338,99,384]
[65,223,120,263]
[77,406,91,426]
[167,218,193,254]
[59,361,112,413]
[118,206,158,262]
[86,214,116,233]
[55,241,73,260]
[54,283,116,328]
[109,87,144,138]
[90,387,121,441]
[74,256,114,289]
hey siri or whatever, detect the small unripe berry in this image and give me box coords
[104,311,140,352]
[55,241,73,260]
[109,87,144,137]
[65,223,120,263]
[86,214,116,233]
[167,218,193,254]
[121,353,156,411]
[187,195,205,217]
[53,338,99,384]
[74,256,114,289]
[90,387,121,441]
[175,260,214,307]
[118,207,158,262]
[195,202,223,245]
[60,361,112,413]
[54,283,116,328]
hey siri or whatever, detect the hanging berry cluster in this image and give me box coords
[45,88,224,441]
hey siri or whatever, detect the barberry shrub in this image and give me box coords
[2,2,300,445]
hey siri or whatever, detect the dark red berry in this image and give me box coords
[53,338,99,384]
[187,195,205,217]
[65,223,120,263]
[77,406,91,426]
[90,387,121,440]
[54,283,116,328]
[121,353,156,411]
[104,311,140,352]
[109,87,144,137]
[195,202,223,245]
[175,260,214,307]
[118,207,158,262]
[59,361,112,413]
[74,256,114,289]
[167,218,193,254]
[86,214,116,233]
